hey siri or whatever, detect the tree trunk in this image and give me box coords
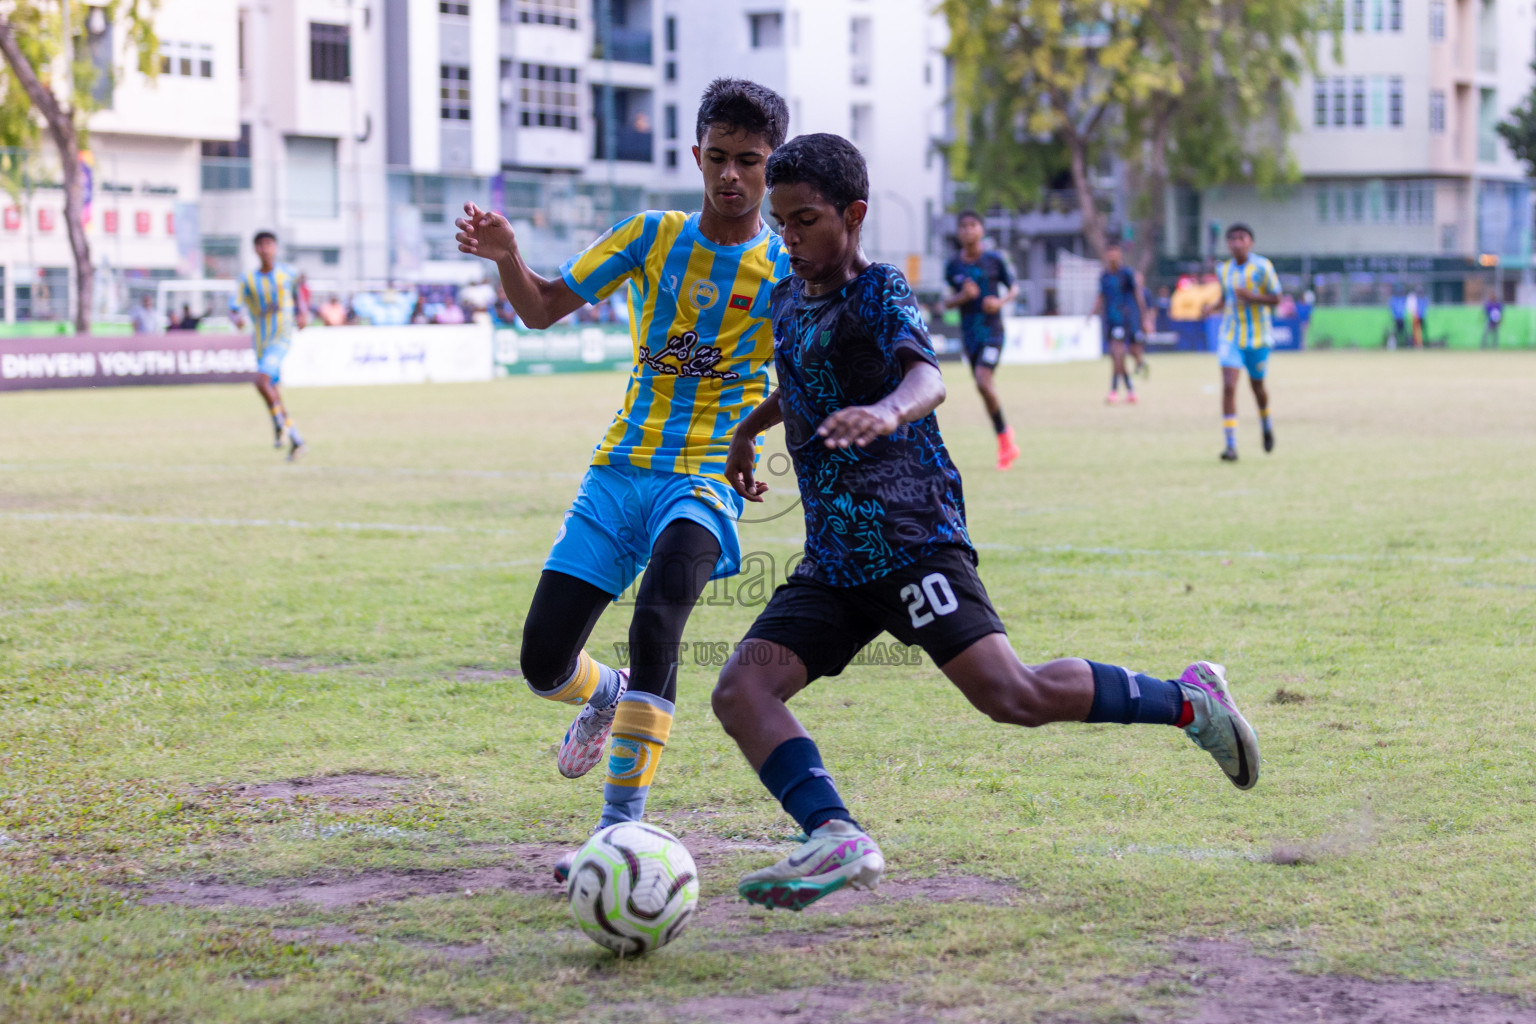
[1129,106,1174,279]
[1066,132,1108,259]
[0,14,93,335]
[55,123,92,335]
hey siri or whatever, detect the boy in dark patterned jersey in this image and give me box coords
[714,134,1263,911]
[944,212,1020,469]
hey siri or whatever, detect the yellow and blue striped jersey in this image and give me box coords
[560,211,790,480]
[1217,254,1281,350]
[238,265,301,354]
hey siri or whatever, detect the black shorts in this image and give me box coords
[963,334,1005,372]
[742,546,1007,682]
[1102,323,1144,350]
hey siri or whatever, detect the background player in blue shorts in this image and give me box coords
[231,231,308,461]
[715,134,1261,911]
[1202,223,1281,461]
[944,211,1020,470]
[454,79,791,878]
[1090,241,1148,404]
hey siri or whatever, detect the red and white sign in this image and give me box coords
[103,210,118,234]
[134,210,150,234]
[165,212,175,235]
[3,207,18,231]
[38,209,55,232]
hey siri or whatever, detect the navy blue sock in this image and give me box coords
[1084,660,1184,726]
[757,737,857,834]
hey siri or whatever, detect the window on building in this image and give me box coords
[1389,0,1402,31]
[440,64,471,120]
[749,12,784,48]
[1368,76,1386,127]
[850,17,873,85]
[1349,185,1365,222]
[201,123,252,191]
[1430,89,1447,133]
[1370,0,1384,31]
[285,135,338,219]
[1316,189,1330,223]
[85,6,114,106]
[665,60,676,82]
[1350,0,1365,31]
[1430,1,1446,39]
[198,42,212,77]
[665,149,677,169]
[160,40,204,77]
[1404,182,1435,224]
[1351,77,1366,127]
[665,15,676,51]
[518,63,579,129]
[238,12,245,73]
[1314,79,1328,127]
[1383,182,1400,221]
[1332,76,1347,127]
[850,103,873,147]
[1388,77,1404,128]
[439,2,469,16]
[310,23,350,82]
[664,103,677,140]
[517,0,577,27]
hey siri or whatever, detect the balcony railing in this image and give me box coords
[594,127,653,163]
[200,157,252,192]
[594,28,652,64]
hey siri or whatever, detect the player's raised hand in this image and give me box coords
[817,405,901,449]
[455,202,517,263]
[958,279,980,302]
[725,432,769,502]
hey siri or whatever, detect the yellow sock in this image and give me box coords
[539,649,602,705]
[600,693,675,826]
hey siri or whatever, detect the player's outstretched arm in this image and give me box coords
[455,202,585,330]
[726,390,784,502]
[816,361,945,449]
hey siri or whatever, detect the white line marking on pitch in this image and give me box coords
[0,511,517,537]
[975,542,1533,567]
[0,462,584,481]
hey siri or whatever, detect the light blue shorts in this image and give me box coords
[257,338,291,383]
[1218,341,1270,380]
[544,464,744,597]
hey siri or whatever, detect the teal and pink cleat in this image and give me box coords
[738,819,885,911]
[1177,662,1261,790]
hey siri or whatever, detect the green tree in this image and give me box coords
[943,0,1328,274]
[1495,64,1536,177]
[0,1,157,333]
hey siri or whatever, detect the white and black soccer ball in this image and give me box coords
[567,822,699,956]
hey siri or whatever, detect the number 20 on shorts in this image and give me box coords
[901,573,959,628]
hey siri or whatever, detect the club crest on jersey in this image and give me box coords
[638,330,741,381]
[690,280,720,309]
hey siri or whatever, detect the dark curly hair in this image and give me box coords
[764,133,868,214]
[695,78,790,149]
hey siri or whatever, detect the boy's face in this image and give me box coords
[769,181,864,283]
[694,125,773,222]
[957,216,983,248]
[1104,245,1122,270]
[254,237,277,265]
[1226,230,1253,261]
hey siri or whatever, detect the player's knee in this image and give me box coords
[710,664,750,731]
[518,634,575,694]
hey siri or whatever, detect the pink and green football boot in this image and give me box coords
[738,819,884,911]
[1177,661,1260,790]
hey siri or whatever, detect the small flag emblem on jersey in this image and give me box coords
[729,293,752,310]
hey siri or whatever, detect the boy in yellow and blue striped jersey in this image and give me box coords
[1203,224,1281,462]
[455,79,791,879]
[231,231,309,461]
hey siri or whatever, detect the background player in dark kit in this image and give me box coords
[1091,241,1149,404]
[944,211,1021,470]
[715,134,1263,911]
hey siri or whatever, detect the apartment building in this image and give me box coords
[0,0,241,322]
[1187,0,1536,302]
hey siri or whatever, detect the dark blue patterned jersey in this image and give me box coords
[768,263,974,587]
[1098,266,1140,328]
[944,250,1013,346]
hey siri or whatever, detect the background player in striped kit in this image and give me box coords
[231,231,309,461]
[454,79,791,878]
[1202,224,1281,462]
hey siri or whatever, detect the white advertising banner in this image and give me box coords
[999,315,1102,365]
[281,324,494,388]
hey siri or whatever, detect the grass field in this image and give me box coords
[2,350,1535,1024]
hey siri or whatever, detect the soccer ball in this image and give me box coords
[566,822,699,956]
